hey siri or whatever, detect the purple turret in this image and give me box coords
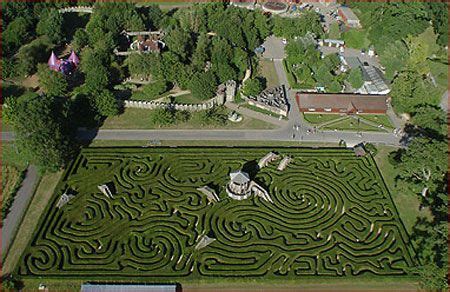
[48,51,60,71]
[68,51,80,67]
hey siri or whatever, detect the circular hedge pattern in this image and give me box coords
[18,147,416,279]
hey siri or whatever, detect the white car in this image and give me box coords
[282,38,287,45]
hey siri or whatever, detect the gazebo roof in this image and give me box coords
[68,50,80,65]
[48,51,60,67]
[230,171,250,185]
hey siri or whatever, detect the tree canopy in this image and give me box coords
[5,92,74,172]
[37,63,68,97]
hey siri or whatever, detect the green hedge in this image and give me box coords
[17,147,416,280]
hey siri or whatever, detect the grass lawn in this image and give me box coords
[258,59,279,88]
[17,147,416,282]
[130,91,171,102]
[359,114,395,129]
[427,59,448,95]
[3,171,62,274]
[323,117,385,132]
[375,146,432,235]
[303,113,344,125]
[101,108,275,130]
[172,93,205,104]
[342,28,370,49]
[20,276,418,292]
[242,103,288,120]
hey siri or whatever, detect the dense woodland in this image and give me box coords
[1,2,448,290]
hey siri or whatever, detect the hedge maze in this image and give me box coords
[18,147,416,279]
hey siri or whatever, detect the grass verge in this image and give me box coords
[101,108,275,130]
[3,171,63,274]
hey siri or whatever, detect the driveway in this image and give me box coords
[262,35,286,60]
[2,165,39,255]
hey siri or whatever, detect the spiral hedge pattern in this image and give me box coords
[18,147,416,279]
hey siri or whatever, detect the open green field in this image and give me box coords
[101,108,275,130]
[258,59,279,89]
[18,147,416,283]
[304,113,394,131]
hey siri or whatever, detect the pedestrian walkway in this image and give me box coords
[2,165,39,256]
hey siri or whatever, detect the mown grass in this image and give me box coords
[258,59,280,89]
[101,108,275,130]
[3,171,63,274]
[375,146,432,235]
[303,113,344,125]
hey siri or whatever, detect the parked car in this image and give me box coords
[282,38,287,45]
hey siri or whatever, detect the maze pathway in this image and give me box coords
[18,147,416,279]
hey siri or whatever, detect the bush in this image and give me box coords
[151,108,175,126]
[175,110,191,123]
[142,81,169,99]
[364,143,378,156]
[197,106,228,126]
[242,77,266,97]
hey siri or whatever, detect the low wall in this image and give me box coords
[124,96,221,112]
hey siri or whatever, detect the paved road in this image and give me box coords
[2,165,39,255]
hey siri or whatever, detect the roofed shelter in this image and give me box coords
[80,284,179,292]
[296,93,388,114]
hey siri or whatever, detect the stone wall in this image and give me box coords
[125,81,237,112]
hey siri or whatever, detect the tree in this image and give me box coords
[197,106,228,126]
[72,29,89,52]
[428,2,448,46]
[378,40,409,80]
[411,105,447,137]
[15,36,54,77]
[189,71,218,100]
[152,108,175,126]
[37,63,68,97]
[242,78,265,96]
[165,28,194,62]
[314,65,334,87]
[390,70,440,114]
[347,67,364,89]
[7,92,73,172]
[93,90,119,117]
[141,4,163,30]
[396,137,447,196]
[273,12,323,39]
[141,81,168,99]
[3,17,32,55]
[85,65,110,93]
[36,9,64,44]
[328,80,342,93]
[191,33,210,71]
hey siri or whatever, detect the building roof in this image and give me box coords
[297,93,387,112]
[68,50,80,65]
[338,6,359,22]
[80,284,178,292]
[230,171,250,185]
[48,51,60,68]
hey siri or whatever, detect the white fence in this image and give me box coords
[58,6,93,14]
